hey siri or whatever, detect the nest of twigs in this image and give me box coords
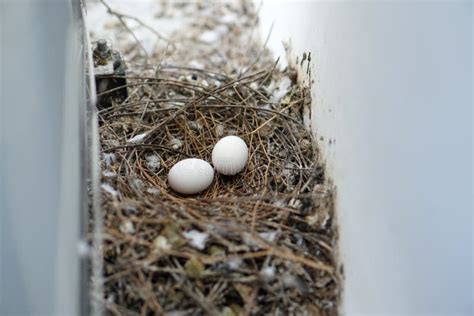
[93,2,340,315]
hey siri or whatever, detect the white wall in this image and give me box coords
[258,1,472,315]
[0,1,82,315]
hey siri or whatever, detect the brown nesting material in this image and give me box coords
[92,1,340,315]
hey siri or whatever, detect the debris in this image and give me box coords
[259,231,278,243]
[129,178,145,191]
[215,125,225,137]
[270,76,292,103]
[119,220,135,235]
[169,138,183,150]
[126,132,147,144]
[183,230,209,250]
[102,170,117,178]
[260,266,276,281]
[102,153,116,167]
[145,154,161,171]
[282,273,310,295]
[188,121,202,131]
[227,257,243,270]
[100,183,120,197]
[153,235,172,251]
[146,187,161,196]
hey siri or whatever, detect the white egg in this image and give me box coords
[168,158,214,194]
[212,136,248,175]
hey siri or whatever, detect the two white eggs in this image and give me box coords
[168,136,248,194]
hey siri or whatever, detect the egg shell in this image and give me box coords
[168,158,214,194]
[212,136,248,175]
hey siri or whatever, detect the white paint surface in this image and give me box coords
[259,1,472,315]
[1,1,82,315]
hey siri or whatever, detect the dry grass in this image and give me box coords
[91,1,340,315]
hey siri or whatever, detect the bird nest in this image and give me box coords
[91,2,340,315]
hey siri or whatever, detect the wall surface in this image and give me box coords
[0,1,82,315]
[258,1,472,315]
